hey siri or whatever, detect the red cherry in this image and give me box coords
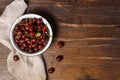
[28,45,32,48]
[25,26,30,30]
[18,31,22,35]
[28,49,33,53]
[32,38,37,43]
[33,18,37,22]
[13,55,19,61]
[56,55,64,62]
[58,41,64,48]
[27,40,30,44]
[34,47,39,52]
[15,25,20,30]
[20,46,25,50]
[42,25,47,31]
[29,27,33,32]
[37,18,42,24]
[25,38,29,41]
[40,35,43,39]
[20,39,25,43]
[30,32,35,36]
[22,43,28,48]
[31,43,37,48]
[18,42,22,46]
[38,41,43,45]
[15,35,21,40]
[38,45,43,50]
[21,35,25,39]
[28,21,33,25]
[48,67,55,74]
[25,31,29,35]
[37,26,41,30]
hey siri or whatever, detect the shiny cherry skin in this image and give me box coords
[58,41,64,48]
[48,67,55,74]
[56,55,64,62]
[13,55,20,61]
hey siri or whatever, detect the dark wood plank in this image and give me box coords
[1,0,120,80]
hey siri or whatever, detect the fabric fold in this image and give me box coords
[0,0,46,80]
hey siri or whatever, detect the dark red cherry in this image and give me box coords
[13,55,19,61]
[22,43,28,48]
[56,55,64,62]
[38,45,43,50]
[48,67,55,74]
[30,32,35,36]
[58,41,64,48]
[32,38,37,43]
[42,25,47,32]
[37,18,42,24]
[28,49,33,53]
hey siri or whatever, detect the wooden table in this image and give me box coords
[0,0,120,80]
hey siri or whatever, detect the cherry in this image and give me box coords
[28,49,33,53]
[20,39,25,43]
[28,21,33,25]
[43,42,46,46]
[20,46,25,50]
[34,47,39,52]
[45,31,48,34]
[27,40,30,44]
[29,27,33,32]
[38,45,43,50]
[56,55,64,62]
[40,35,43,39]
[42,25,47,32]
[15,39,19,43]
[31,43,37,48]
[30,32,35,36]
[48,67,55,74]
[25,26,30,30]
[15,35,21,40]
[58,41,64,48]
[15,25,20,30]
[25,38,29,41]
[37,18,42,24]
[20,19,26,24]
[38,41,43,45]
[37,26,41,30]
[13,55,19,61]
[25,31,29,35]
[18,31,22,35]
[28,45,32,49]
[33,18,37,22]
[32,38,37,43]
[21,35,25,39]
[18,42,22,46]
[22,43,28,48]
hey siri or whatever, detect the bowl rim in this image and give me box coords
[10,14,53,56]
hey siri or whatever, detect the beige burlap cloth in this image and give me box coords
[0,0,46,80]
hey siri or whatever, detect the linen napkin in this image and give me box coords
[0,0,46,80]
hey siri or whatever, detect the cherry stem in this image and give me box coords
[25,35,33,38]
[46,34,52,37]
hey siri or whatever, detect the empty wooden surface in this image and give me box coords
[1,0,120,80]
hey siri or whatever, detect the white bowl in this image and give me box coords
[10,14,53,56]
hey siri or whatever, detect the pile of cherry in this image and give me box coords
[13,18,50,53]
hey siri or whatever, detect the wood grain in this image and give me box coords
[0,0,120,80]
